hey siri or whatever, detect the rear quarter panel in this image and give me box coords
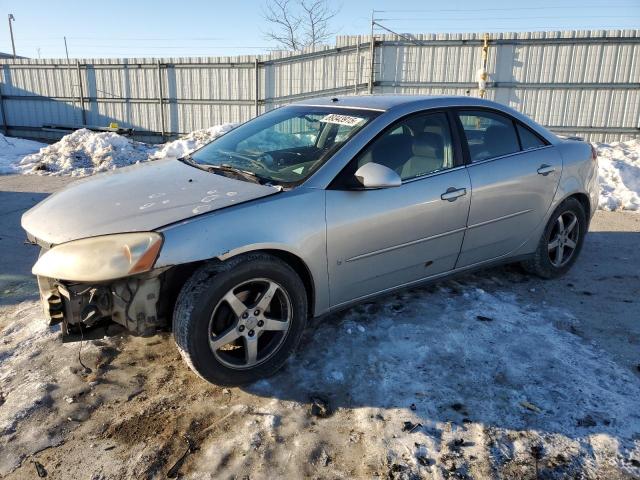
[553,140,598,219]
[513,139,597,256]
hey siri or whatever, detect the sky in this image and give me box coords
[0,0,638,59]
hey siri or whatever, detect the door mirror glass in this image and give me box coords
[354,162,402,188]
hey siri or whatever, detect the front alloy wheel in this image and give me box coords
[173,253,307,386]
[209,279,292,370]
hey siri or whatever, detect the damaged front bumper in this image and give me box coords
[37,271,166,337]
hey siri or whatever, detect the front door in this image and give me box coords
[454,109,562,267]
[325,111,471,307]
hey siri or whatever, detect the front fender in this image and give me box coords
[155,188,330,315]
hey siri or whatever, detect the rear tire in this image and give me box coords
[522,197,587,279]
[173,253,307,386]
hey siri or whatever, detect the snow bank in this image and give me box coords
[18,129,155,177]
[15,124,236,177]
[0,134,47,174]
[151,124,235,159]
[595,139,640,211]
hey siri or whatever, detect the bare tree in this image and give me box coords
[262,0,338,51]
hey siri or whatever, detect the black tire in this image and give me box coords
[522,197,587,279]
[173,253,308,386]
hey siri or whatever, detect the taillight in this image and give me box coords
[590,144,598,162]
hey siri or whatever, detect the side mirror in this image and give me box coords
[354,162,402,189]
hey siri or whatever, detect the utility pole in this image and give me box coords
[8,14,16,59]
[368,10,375,94]
[64,36,70,61]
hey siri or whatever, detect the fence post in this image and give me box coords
[157,60,165,139]
[75,61,86,126]
[354,43,360,94]
[254,58,260,117]
[0,71,7,134]
[368,36,375,94]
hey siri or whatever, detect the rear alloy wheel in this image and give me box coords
[546,211,580,268]
[173,254,307,386]
[522,197,587,279]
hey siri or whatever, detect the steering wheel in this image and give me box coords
[219,150,269,171]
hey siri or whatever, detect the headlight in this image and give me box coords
[33,232,163,282]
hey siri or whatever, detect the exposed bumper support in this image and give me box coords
[37,271,165,336]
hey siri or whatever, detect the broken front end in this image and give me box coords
[29,232,170,337]
[36,272,164,336]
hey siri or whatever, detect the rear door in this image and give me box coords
[454,109,562,267]
[325,111,471,307]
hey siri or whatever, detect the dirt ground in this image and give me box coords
[0,174,639,480]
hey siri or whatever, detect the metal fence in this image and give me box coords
[0,29,638,143]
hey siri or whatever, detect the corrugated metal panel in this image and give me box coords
[0,29,638,142]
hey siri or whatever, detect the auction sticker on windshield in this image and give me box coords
[320,113,365,127]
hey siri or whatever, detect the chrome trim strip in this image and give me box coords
[331,248,523,312]
[345,226,467,263]
[468,209,533,229]
[401,165,467,184]
[466,145,554,166]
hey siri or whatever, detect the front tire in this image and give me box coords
[522,197,587,279]
[173,253,307,386]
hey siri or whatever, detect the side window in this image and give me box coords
[458,111,520,162]
[355,112,455,182]
[517,123,546,150]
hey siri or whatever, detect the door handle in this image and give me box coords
[537,164,555,176]
[441,187,467,202]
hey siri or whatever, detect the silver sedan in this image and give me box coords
[22,95,599,385]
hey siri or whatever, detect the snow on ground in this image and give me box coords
[1,129,640,213]
[0,134,47,174]
[595,139,640,211]
[1,269,639,479]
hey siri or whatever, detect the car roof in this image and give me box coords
[292,94,558,143]
[293,94,506,112]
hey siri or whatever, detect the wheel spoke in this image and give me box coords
[556,215,565,234]
[255,281,279,312]
[566,215,578,234]
[223,290,247,317]
[210,326,240,351]
[262,317,290,331]
[555,244,565,266]
[548,238,560,252]
[244,336,259,366]
[565,238,577,249]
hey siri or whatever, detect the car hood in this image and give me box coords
[22,158,280,245]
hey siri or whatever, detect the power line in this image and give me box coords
[375,16,637,21]
[374,4,640,13]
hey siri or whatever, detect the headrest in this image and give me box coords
[483,125,514,151]
[412,132,444,157]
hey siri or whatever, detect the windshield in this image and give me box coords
[187,106,379,186]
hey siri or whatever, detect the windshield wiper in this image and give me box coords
[180,155,265,184]
[205,164,266,185]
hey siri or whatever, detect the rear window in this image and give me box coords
[517,123,547,150]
